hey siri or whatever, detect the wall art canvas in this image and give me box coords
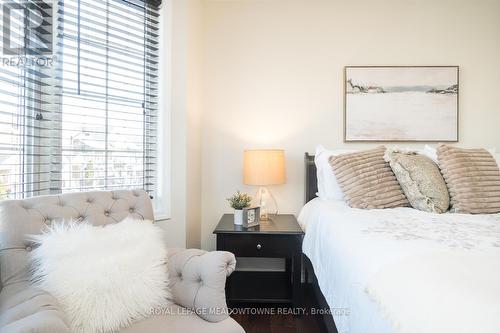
[344,66,459,141]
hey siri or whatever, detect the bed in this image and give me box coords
[299,153,500,333]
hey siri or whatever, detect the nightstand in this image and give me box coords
[213,214,304,308]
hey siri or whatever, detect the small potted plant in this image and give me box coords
[227,191,252,225]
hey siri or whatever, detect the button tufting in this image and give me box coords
[26,246,32,252]
[129,208,135,213]
[104,211,110,216]
[87,198,93,203]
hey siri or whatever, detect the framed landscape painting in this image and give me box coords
[344,66,459,142]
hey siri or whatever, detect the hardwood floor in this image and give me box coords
[230,284,328,333]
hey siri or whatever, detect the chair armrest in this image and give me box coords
[167,248,236,323]
[0,286,70,333]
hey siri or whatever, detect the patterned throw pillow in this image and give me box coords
[329,146,409,209]
[385,149,450,213]
[437,144,500,214]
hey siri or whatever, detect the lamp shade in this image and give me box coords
[243,149,286,186]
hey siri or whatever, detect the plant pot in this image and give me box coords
[234,209,243,225]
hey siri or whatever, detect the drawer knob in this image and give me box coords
[256,244,262,250]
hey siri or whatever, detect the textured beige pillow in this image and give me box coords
[329,146,409,209]
[437,144,500,214]
[384,149,450,213]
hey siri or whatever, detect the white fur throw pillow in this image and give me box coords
[30,217,171,333]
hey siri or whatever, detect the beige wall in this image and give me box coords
[158,0,204,248]
[184,0,204,249]
[200,0,500,250]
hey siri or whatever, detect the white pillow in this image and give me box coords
[315,145,355,201]
[422,145,497,163]
[421,145,439,163]
[30,217,170,333]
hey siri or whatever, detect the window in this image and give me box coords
[0,0,161,200]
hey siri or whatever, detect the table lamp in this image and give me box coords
[243,149,286,220]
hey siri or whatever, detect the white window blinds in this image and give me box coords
[0,0,160,200]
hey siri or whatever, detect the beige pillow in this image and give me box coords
[329,146,409,209]
[384,149,450,213]
[437,144,500,214]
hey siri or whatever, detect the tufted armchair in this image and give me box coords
[0,190,244,333]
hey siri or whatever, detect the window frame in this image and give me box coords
[153,1,170,220]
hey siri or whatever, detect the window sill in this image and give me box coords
[154,212,171,222]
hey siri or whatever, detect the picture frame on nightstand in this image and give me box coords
[242,206,260,228]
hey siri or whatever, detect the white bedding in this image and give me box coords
[299,198,500,333]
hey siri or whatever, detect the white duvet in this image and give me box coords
[299,198,500,333]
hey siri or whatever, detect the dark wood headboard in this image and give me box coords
[304,153,317,204]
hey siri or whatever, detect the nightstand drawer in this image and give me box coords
[220,234,300,258]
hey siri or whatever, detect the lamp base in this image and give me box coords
[260,214,271,221]
[253,186,278,221]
